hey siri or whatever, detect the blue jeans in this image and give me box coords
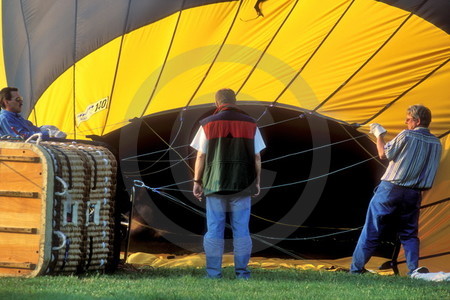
[204,194,252,279]
[350,181,422,274]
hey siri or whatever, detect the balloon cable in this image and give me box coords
[134,180,359,268]
[338,123,386,168]
[141,118,193,173]
[123,116,187,175]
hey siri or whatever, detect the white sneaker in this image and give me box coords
[412,266,429,275]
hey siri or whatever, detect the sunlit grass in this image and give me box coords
[1,267,449,299]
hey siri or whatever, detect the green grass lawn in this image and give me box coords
[1,267,449,300]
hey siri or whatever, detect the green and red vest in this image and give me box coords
[200,105,257,196]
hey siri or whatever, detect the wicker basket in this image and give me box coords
[0,140,117,277]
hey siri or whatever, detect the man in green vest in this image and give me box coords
[191,88,265,279]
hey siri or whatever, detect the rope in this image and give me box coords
[122,110,304,162]
[124,151,196,176]
[120,112,368,165]
[141,119,194,173]
[338,123,386,168]
[122,144,188,161]
[139,114,186,174]
[263,134,367,164]
[25,132,43,144]
[259,114,305,128]
[133,180,307,261]
[262,156,377,190]
[253,226,362,241]
[131,153,376,195]
[52,231,67,250]
[133,180,362,242]
[250,213,360,230]
[131,218,202,237]
[55,176,69,196]
[133,181,365,265]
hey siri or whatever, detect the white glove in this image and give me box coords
[369,123,387,138]
[40,125,67,139]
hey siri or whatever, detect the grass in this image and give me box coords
[0,267,449,300]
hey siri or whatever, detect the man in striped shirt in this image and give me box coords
[350,105,442,275]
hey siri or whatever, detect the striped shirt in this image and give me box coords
[381,127,442,189]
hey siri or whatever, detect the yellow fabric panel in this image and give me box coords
[0,0,7,88]
[30,70,75,139]
[240,0,353,108]
[144,2,239,115]
[127,252,394,275]
[105,14,180,134]
[31,38,124,139]
[275,0,409,112]
[356,62,450,141]
[150,61,249,107]
[419,135,450,264]
[318,13,450,124]
[190,0,297,104]
[395,135,450,271]
[74,38,123,139]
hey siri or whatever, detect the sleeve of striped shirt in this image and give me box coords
[384,130,406,161]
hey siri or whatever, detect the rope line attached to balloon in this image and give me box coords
[122,135,374,178]
[122,116,188,175]
[262,156,377,190]
[133,179,348,263]
[131,153,377,231]
[338,123,386,168]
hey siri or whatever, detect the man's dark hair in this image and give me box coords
[215,88,236,105]
[0,87,18,109]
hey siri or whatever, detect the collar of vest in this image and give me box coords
[213,103,248,115]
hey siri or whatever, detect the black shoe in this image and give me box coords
[350,268,372,274]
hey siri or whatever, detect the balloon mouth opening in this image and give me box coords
[97,104,388,260]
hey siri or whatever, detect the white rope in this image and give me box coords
[25,132,43,144]
[121,145,188,161]
[133,181,305,260]
[55,176,69,196]
[52,231,67,250]
[262,134,367,164]
[252,227,363,241]
[262,156,377,190]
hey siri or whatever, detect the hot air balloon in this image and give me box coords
[0,0,448,276]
